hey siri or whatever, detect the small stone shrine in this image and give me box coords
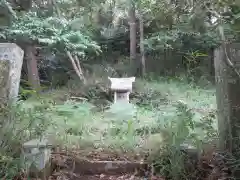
[108,77,135,103]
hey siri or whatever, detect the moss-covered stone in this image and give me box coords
[0,60,10,104]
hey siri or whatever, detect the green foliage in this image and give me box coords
[144,30,182,52]
[19,79,38,99]
[53,100,93,117]
[106,101,137,121]
[0,99,52,179]
[145,28,220,53]
[131,85,168,109]
[67,77,111,109]
[148,101,216,180]
[3,14,101,56]
[0,77,216,179]
[0,0,229,178]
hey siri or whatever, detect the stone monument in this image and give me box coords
[107,77,136,120]
[0,43,24,103]
[108,77,135,103]
[22,139,52,179]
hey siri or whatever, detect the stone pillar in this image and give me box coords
[0,43,24,103]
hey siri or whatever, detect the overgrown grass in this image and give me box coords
[20,78,217,150]
[0,101,51,179]
[1,77,217,179]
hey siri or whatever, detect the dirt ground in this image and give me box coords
[17,146,232,180]
[47,148,167,180]
[50,172,161,180]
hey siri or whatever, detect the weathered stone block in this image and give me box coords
[108,77,135,92]
[0,43,24,103]
[0,60,10,104]
[22,138,52,178]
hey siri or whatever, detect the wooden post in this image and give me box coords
[214,43,240,156]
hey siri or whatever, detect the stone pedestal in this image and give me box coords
[0,43,24,103]
[108,77,135,103]
[22,139,52,179]
[114,91,130,103]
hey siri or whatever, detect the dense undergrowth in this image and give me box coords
[0,75,219,179]
[0,102,50,179]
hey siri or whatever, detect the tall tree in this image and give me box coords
[139,14,145,76]
[214,42,240,177]
[1,0,101,88]
[128,0,137,74]
[213,2,240,177]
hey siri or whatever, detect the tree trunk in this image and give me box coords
[128,0,137,73]
[214,43,240,158]
[139,15,146,76]
[208,48,215,82]
[25,45,40,90]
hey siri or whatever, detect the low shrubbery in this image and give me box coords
[0,100,51,179]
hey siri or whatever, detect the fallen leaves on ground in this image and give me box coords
[50,171,165,180]
[14,145,235,180]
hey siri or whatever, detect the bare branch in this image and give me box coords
[66,51,83,82]
[74,55,86,84]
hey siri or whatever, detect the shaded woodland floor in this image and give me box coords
[21,78,217,150]
[12,78,227,179]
